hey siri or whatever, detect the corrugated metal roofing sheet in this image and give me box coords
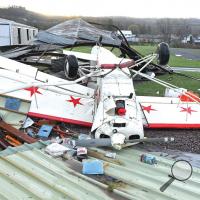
[36,19,121,46]
[0,141,199,200]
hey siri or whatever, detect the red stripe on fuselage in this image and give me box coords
[28,112,93,127]
[147,123,200,129]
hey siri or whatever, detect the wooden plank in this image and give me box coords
[0,120,37,144]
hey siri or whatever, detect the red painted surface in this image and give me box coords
[28,112,92,127]
[147,123,200,129]
[180,106,197,115]
[101,60,134,69]
[179,91,200,102]
[24,87,42,96]
[28,113,200,129]
[67,96,83,107]
[142,105,157,113]
[117,108,126,116]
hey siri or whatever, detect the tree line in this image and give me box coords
[1,6,200,43]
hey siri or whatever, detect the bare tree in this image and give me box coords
[157,19,172,43]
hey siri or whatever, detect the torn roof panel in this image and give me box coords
[36,18,121,46]
[0,141,199,200]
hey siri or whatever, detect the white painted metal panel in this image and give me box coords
[138,96,200,128]
[92,45,132,65]
[0,24,10,46]
[36,71,94,97]
[92,67,144,139]
[0,68,94,126]
[101,68,134,96]
[0,55,38,78]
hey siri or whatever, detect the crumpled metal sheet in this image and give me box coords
[36,31,76,46]
[36,18,121,46]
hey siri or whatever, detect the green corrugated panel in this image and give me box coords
[0,146,120,200]
[0,142,200,200]
[86,148,200,200]
[0,141,50,157]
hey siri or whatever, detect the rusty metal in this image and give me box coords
[0,120,37,144]
[35,122,75,137]
[53,125,73,137]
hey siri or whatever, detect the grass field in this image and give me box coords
[69,45,200,67]
[133,45,200,67]
[134,72,200,96]
[132,45,200,95]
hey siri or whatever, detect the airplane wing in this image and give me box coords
[0,56,95,127]
[137,96,200,128]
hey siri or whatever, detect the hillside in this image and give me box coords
[0,6,200,37]
[0,7,73,29]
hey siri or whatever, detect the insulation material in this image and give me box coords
[45,143,70,157]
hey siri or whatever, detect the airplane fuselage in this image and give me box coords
[89,67,144,140]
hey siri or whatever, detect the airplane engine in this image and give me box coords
[94,117,144,141]
[93,98,144,141]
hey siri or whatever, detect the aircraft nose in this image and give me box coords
[111,133,126,150]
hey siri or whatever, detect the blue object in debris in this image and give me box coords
[82,160,104,175]
[38,125,53,138]
[5,97,21,111]
[27,129,35,138]
[141,154,157,165]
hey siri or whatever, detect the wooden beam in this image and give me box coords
[0,120,37,144]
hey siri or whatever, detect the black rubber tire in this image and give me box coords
[51,57,66,73]
[64,55,79,80]
[157,42,170,66]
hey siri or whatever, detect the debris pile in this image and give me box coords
[0,112,78,149]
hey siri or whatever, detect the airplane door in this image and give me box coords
[0,24,10,46]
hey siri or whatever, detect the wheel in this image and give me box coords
[157,42,170,66]
[51,57,66,73]
[64,55,79,80]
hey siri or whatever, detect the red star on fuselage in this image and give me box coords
[180,107,197,115]
[142,105,157,113]
[24,87,42,96]
[67,96,83,107]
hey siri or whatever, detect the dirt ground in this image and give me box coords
[66,124,200,153]
[63,124,200,167]
[141,128,200,154]
[134,129,200,168]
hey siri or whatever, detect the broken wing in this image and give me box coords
[137,96,200,128]
[0,56,95,126]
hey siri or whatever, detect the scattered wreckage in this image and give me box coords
[0,18,198,200]
[0,19,200,151]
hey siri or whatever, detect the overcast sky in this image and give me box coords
[1,0,200,18]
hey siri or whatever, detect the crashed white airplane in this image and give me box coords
[0,43,200,147]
